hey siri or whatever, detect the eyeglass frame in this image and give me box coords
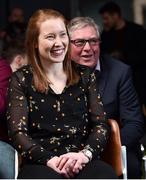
[70,38,101,47]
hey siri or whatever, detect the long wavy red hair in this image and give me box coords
[25,9,79,93]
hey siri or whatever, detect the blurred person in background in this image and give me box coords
[0,7,26,56]
[0,59,12,142]
[0,38,27,179]
[99,1,146,110]
[2,39,27,72]
[0,58,16,178]
[6,7,26,42]
[8,7,24,24]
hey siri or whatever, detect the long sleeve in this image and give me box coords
[7,70,53,165]
[82,70,110,158]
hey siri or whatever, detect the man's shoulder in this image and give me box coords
[0,58,12,75]
[0,58,10,68]
[126,20,146,32]
[101,54,130,71]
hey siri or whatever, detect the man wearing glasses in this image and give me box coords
[67,17,144,179]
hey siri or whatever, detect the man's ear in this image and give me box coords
[13,55,23,66]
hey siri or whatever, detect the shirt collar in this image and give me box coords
[95,59,100,71]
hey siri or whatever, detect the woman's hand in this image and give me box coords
[46,156,71,178]
[56,152,89,177]
[46,156,61,174]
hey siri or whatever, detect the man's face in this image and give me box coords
[70,26,100,68]
[101,12,117,31]
[10,8,24,23]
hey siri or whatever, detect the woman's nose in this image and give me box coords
[54,37,62,46]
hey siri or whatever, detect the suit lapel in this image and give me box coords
[96,57,108,98]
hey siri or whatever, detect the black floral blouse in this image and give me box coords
[7,64,110,165]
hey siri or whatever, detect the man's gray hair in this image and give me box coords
[67,17,100,38]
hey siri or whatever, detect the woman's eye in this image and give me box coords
[60,32,67,37]
[47,35,54,40]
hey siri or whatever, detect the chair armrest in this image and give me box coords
[121,145,127,179]
[101,119,122,176]
[14,150,19,179]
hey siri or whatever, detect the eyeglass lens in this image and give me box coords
[71,38,100,47]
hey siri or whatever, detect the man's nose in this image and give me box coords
[83,41,91,50]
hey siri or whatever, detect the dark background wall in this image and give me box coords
[0,0,145,30]
[0,0,71,29]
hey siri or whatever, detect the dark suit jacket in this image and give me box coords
[0,59,12,141]
[97,55,144,151]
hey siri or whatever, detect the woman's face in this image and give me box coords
[37,18,69,64]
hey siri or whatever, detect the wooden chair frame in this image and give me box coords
[101,119,123,176]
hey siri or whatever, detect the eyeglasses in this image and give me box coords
[70,38,101,47]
